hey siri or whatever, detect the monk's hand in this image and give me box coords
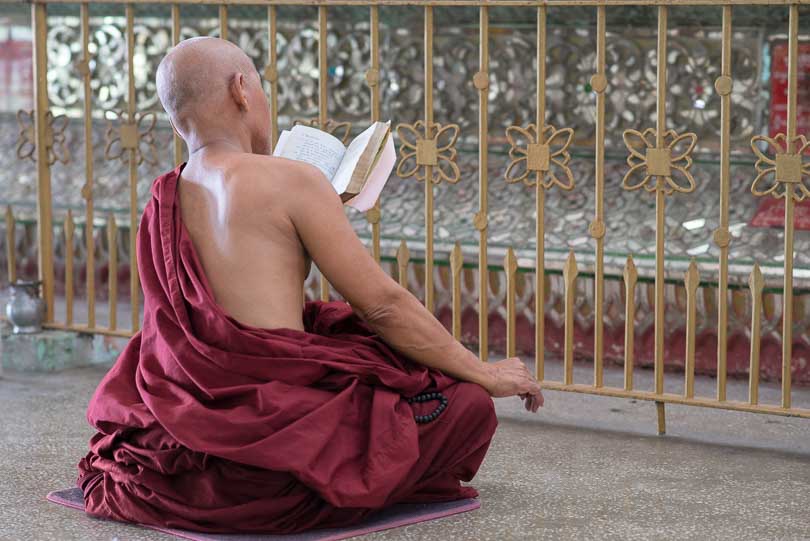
[483,357,544,412]
[519,392,544,413]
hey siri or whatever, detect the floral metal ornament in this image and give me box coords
[622,128,698,195]
[16,109,71,165]
[293,118,352,144]
[395,121,461,185]
[504,123,574,190]
[103,111,158,166]
[750,133,810,201]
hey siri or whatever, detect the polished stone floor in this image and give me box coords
[1,359,809,541]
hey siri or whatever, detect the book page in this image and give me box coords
[344,133,396,212]
[274,130,291,155]
[331,123,380,194]
[272,125,346,182]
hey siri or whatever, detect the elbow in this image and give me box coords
[359,287,410,327]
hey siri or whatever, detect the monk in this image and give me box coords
[77,37,544,534]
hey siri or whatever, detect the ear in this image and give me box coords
[229,72,249,112]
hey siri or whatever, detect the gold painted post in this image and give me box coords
[780,4,799,410]
[623,255,637,391]
[126,4,140,332]
[396,240,409,288]
[172,4,184,166]
[366,5,382,263]
[504,247,517,358]
[219,5,228,41]
[591,5,607,388]
[715,4,733,402]
[65,210,75,326]
[684,259,700,399]
[108,212,118,331]
[424,5,435,314]
[535,5,547,381]
[451,242,463,340]
[656,401,666,435]
[80,2,96,328]
[5,207,16,284]
[654,11,673,433]
[318,6,330,302]
[563,250,577,385]
[32,2,55,323]
[267,5,279,151]
[653,5,668,397]
[749,264,763,405]
[476,5,490,362]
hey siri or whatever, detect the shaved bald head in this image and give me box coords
[157,37,271,155]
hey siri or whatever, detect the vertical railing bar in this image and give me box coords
[424,5,435,313]
[318,5,330,302]
[749,263,763,405]
[5,206,16,284]
[32,2,55,323]
[535,4,547,381]
[781,3,798,410]
[172,4,183,166]
[108,212,118,331]
[397,240,409,288]
[716,4,732,402]
[126,4,139,333]
[684,259,699,399]
[505,247,517,358]
[592,4,606,388]
[563,250,577,385]
[451,242,463,340]
[368,4,382,264]
[80,2,95,329]
[65,210,75,326]
[219,4,228,41]
[267,5,279,151]
[653,5,668,396]
[623,255,637,391]
[477,5,489,362]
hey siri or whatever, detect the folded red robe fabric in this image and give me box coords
[77,165,498,534]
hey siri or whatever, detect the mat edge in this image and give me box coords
[46,488,480,541]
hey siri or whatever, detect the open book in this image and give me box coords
[273,121,395,212]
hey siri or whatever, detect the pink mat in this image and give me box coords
[47,487,480,541]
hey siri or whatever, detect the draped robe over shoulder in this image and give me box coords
[77,165,498,534]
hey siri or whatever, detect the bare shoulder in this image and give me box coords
[224,153,334,212]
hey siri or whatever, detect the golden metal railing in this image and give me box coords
[7,0,810,432]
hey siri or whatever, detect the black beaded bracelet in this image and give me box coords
[406,391,448,424]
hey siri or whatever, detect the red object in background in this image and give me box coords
[0,27,33,113]
[752,41,810,230]
[750,196,810,229]
[768,41,810,138]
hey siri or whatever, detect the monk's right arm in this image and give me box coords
[358,286,493,388]
[285,163,494,390]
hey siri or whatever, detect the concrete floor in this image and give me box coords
[1,360,809,541]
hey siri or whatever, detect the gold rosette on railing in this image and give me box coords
[16,109,71,165]
[622,127,698,195]
[103,110,158,166]
[750,133,810,201]
[395,120,461,184]
[504,123,574,190]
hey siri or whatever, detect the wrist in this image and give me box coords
[468,355,495,394]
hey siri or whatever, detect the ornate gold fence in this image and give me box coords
[5,0,810,431]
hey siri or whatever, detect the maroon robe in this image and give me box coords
[77,165,498,534]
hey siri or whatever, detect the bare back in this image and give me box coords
[178,152,312,331]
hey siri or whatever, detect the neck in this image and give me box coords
[183,118,254,157]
